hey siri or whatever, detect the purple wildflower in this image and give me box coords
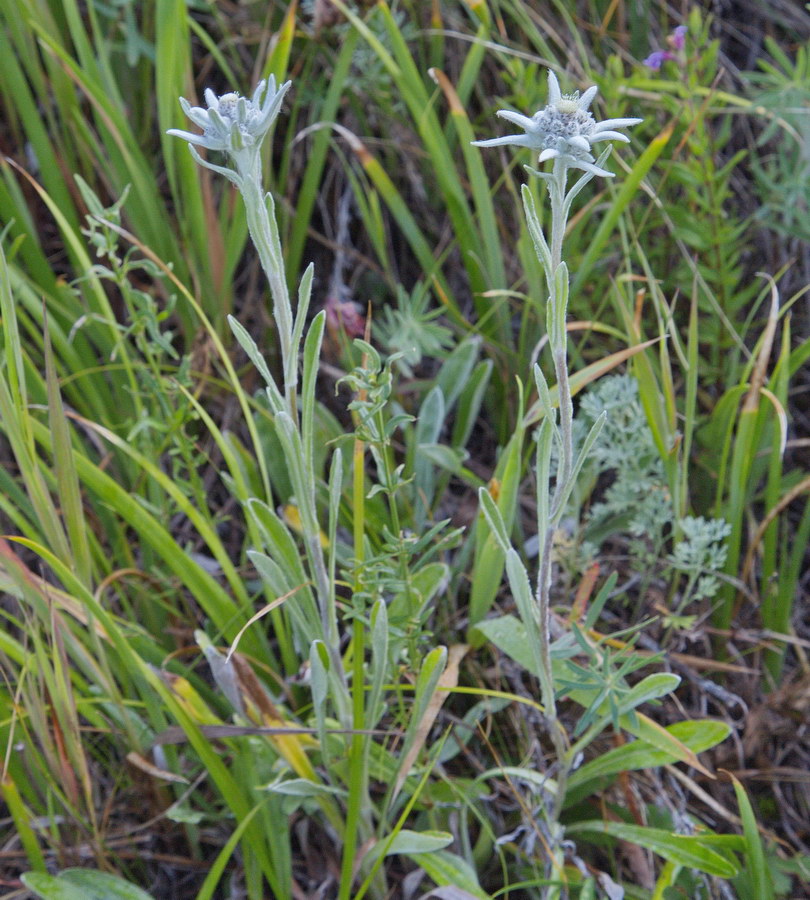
[644,50,676,71]
[670,26,688,51]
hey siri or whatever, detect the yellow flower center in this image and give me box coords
[555,98,580,115]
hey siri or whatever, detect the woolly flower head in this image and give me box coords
[473,70,642,178]
[167,77,291,170]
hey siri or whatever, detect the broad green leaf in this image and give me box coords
[23,871,157,900]
[615,672,682,712]
[414,385,446,527]
[566,720,731,803]
[385,829,453,855]
[390,645,448,802]
[405,850,491,899]
[437,337,482,413]
[452,359,493,449]
[469,423,525,625]
[60,870,157,900]
[472,615,536,673]
[566,821,739,877]
[22,873,97,900]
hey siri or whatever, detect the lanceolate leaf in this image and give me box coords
[566,821,739,878]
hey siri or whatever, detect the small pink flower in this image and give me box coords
[325,293,365,338]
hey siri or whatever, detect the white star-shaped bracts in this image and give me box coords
[473,71,642,178]
[167,77,291,180]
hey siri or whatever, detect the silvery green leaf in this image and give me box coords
[310,640,329,727]
[552,411,605,523]
[550,261,569,351]
[367,599,389,730]
[227,315,283,410]
[292,263,315,357]
[417,444,466,475]
[327,446,342,563]
[478,486,511,554]
[248,549,320,639]
[414,385,445,528]
[165,802,205,824]
[473,615,538,675]
[352,338,380,369]
[535,417,554,545]
[196,630,243,714]
[301,310,326,475]
[476,765,558,796]
[60,871,157,900]
[186,145,242,184]
[503,548,549,687]
[524,164,554,182]
[402,850,489,899]
[262,776,344,798]
[532,364,556,426]
[520,184,553,282]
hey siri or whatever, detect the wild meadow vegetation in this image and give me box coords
[0,1,808,898]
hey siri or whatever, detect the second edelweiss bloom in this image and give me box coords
[473,70,642,177]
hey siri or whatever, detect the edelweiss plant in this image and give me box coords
[169,79,349,720]
[168,75,456,900]
[475,70,644,892]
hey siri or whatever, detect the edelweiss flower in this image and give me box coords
[167,77,291,171]
[473,70,642,177]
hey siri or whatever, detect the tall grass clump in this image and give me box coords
[0,2,808,899]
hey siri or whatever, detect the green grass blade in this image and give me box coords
[44,324,92,585]
[727,772,774,900]
[2,774,47,872]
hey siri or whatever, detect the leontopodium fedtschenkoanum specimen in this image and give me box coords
[169,78,348,684]
[473,70,643,869]
[472,69,641,178]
